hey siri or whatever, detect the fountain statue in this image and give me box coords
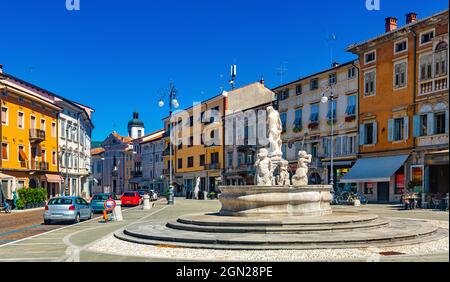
[277,159,291,186]
[254,148,273,186]
[292,151,312,186]
[193,177,200,200]
[266,106,283,159]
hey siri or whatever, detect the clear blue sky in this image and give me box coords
[1,0,447,141]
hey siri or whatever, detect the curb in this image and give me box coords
[10,207,45,213]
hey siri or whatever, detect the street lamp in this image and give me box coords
[321,82,335,189]
[158,83,179,205]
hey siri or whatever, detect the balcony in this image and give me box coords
[419,76,448,95]
[205,163,221,170]
[30,161,49,171]
[29,129,46,142]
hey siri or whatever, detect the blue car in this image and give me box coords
[90,193,113,213]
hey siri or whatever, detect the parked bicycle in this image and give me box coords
[0,200,11,214]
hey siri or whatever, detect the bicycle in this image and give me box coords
[0,200,11,214]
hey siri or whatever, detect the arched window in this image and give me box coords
[434,41,448,77]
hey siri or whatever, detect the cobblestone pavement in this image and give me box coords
[0,209,66,245]
[0,199,447,262]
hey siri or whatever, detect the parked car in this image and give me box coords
[149,190,158,201]
[137,189,148,198]
[44,196,92,224]
[120,191,142,206]
[90,193,113,213]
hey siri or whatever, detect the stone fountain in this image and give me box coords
[115,106,447,250]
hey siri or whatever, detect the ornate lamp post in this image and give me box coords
[321,83,335,189]
[158,83,179,205]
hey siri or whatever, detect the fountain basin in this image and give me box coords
[218,185,333,217]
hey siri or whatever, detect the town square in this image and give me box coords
[0,0,448,270]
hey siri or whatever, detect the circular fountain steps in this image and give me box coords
[115,213,448,250]
[167,212,389,234]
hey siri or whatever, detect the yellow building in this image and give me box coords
[163,94,225,197]
[1,69,62,201]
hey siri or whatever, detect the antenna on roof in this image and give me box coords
[276,62,288,84]
[327,32,337,66]
[229,65,237,90]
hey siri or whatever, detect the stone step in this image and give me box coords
[118,218,442,250]
[166,217,390,234]
[176,212,380,227]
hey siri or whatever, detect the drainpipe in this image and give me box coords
[352,60,361,193]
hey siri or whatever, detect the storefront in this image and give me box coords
[425,150,449,195]
[322,159,357,192]
[340,154,409,203]
[0,172,15,204]
[40,174,63,199]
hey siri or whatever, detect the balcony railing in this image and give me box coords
[29,129,46,142]
[419,76,448,95]
[30,161,49,171]
[205,163,221,170]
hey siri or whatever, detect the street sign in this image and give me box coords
[104,199,116,211]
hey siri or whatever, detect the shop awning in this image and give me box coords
[340,154,409,183]
[41,174,63,183]
[0,172,14,179]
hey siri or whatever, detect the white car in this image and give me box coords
[149,190,158,201]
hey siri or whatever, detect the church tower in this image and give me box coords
[128,112,145,139]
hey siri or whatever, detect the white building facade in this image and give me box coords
[57,98,94,199]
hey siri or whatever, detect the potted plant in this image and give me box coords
[293,126,302,133]
[209,192,216,200]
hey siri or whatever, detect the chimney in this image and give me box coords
[133,112,139,119]
[332,62,340,68]
[406,13,417,24]
[385,17,398,32]
[259,75,265,85]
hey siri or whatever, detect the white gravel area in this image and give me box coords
[87,220,449,262]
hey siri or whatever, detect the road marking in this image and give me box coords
[0,224,42,237]
[56,204,170,262]
[0,257,59,261]
[11,242,67,246]
[0,204,144,248]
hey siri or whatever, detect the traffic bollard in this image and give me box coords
[143,194,151,210]
[112,200,123,221]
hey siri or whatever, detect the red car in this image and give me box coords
[120,191,142,207]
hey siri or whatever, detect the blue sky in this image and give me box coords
[1,0,447,141]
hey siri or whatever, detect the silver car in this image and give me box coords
[44,196,93,224]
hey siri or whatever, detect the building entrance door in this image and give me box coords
[377,182,390,202]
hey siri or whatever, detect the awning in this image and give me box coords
[41,174,63,183]
[340,154,409,183]
[0,172,14,180]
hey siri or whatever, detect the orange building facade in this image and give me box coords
[345,10,448,202]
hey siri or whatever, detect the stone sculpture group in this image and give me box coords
[254,106,312,186]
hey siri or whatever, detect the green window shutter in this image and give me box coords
[388,119,394,142]
[413,115,420,137]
